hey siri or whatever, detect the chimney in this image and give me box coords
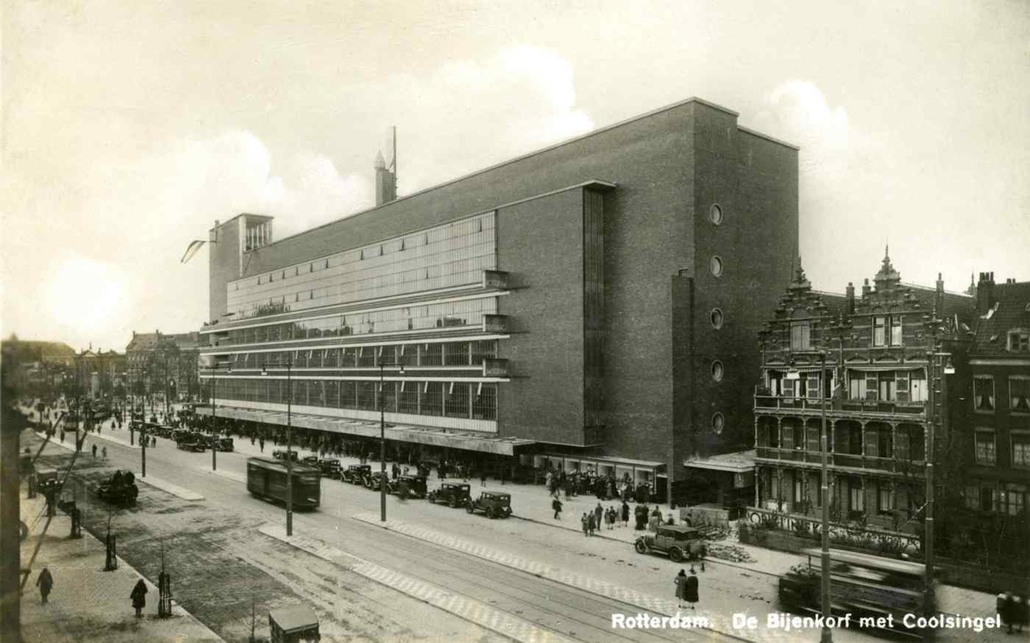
[374,127,398,206]
[976,272,995,314]
[861,278,871,298]
[845,282,855,315]
[935,272,944,316]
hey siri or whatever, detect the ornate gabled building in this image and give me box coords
[753,251,974,533]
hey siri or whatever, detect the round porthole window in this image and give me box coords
[709,256,723,277]
[711,360,724,382]
[710,308,724,329]
[710,204,723,225]
[712,413,725,435]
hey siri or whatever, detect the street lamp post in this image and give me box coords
[818,349,832,643]
[261,357,293,536]
[379,361,406,522]
[141,367,148,478]
[210,362,231,471]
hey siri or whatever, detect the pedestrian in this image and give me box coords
[621,500,630,527]
[36,567,53,604]
[60,430,65,443]
[607,507,616,530]
[552,497,563,520]
[581,513,589,537]
[130,578,148,617]
[594,502,603,530]
[102,446,108,460]
[91,443,97,458]
[674,569,687,608]
[480,469,487,486]
[259,438,265,452]
[587,511,597,536]
[685,567,699,609]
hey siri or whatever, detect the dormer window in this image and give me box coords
[1008,330,1030,352]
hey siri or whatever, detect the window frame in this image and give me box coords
[1009,376,1030,414]
[1012,431,1030,469]
[974,428,997,465]
[974,376,996,413]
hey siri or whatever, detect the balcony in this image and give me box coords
[483,270,510,290]
[482,358,509,378]
[483,315,509,334]
[755,394,926,418]
[755,447,925,474]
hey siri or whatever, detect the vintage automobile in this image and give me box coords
[317,459,343,479]
[96,470,139,507]
[213,436,234,452]
[300,455,320,467]
[466,491,512,519]
[272,449,300,462]
[176,432,207,452]
[386,475,427,498]
[363,471,388,490]
[341,464,371,484]
[633,524,707,562]
[268,604,319,643]
[426,482,471,508]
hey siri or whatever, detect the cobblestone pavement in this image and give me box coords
[19,489,222,642]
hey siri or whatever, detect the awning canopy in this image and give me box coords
[196,405,535,456]
[684,449,755,473]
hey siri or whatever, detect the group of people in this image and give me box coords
[545,468,654,504]
[998,592,1028,634]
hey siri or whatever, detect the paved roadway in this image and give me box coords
[60,432,729,643]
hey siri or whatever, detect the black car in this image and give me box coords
[364,471,388,490]
[341,464,371,484]
[427,482,471,508]
[387,475,427,498]
[272,449,299,462]
[317,459,343,479]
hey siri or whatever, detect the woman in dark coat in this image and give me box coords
[685,567,699,609]
[674,569,688,607]
[130,579,148,617]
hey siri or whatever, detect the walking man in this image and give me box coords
[594,502,603,531]
[102,446,108,460]
[581,513,589,536]
[130,578,148,617]
[91,443,97,458]
[552,497,563,520]
[36,567,53,604]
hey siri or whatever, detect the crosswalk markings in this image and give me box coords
[259,524,574,643]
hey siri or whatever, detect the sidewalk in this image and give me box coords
[19,487,222,642]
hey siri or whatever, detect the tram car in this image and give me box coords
[246,457,321,510]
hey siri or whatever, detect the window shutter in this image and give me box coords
[807,426,821,452]
[782,425,794,449]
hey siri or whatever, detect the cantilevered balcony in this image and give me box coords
[754,392,926,419]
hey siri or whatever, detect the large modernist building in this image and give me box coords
[199,97,799,499]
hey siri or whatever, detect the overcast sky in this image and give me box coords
[2,0,1027,352]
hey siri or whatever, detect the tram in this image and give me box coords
[779,548,935,639]
[246,457,321,509]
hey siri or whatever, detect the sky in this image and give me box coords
[2,0,1028,352]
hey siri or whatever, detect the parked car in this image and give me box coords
[272,449,299,462]
[301,456,320,467]
[633,524,707,562]
[341,464,371,484]
[466,491,512,519]
[214,436,234,452]
[426,482,471,508]
[317,459,342,479]
[387,475,427,498]
[364,471,388,490]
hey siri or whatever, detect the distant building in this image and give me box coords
[126,330,203,404]
[753,252,974,533]
[200,97,801,500]
[954,272,1030,516]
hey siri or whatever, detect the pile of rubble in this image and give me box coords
[707,542,756,563]
[697,524,731,541]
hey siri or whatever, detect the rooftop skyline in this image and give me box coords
[3,0,1027,351]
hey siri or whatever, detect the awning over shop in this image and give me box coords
[684,449,755,489]
[684,449,755,473]
[196,405,535,456]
